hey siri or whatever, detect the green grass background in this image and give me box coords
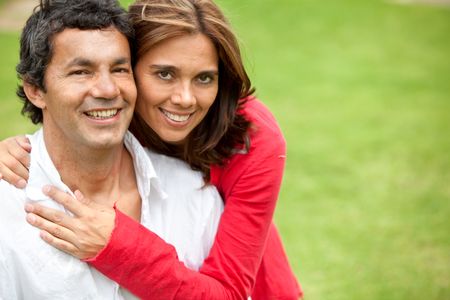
[1,0,449,299]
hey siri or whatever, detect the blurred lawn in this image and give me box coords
[1,0,449,299]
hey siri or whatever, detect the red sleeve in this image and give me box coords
[88,98,300,299]
[204,98,299,299]
[202,127,287,297]
[89,210,234,299]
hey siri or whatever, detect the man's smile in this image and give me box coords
[84,109,120,120]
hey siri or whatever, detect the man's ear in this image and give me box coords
[23,81,46,109]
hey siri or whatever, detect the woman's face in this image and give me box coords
[134,33,219,145]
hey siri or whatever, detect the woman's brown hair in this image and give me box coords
[128,0,254,181]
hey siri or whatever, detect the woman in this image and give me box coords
[0,0,301,299]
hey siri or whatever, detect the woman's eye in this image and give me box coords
[197,74,213,84]
[158,71,173,80]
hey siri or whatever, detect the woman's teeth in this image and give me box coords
[85,109,118,119]
[162,110,191,122]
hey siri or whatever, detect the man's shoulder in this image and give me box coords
[147,148,204,187]
[0,131,37,215]
[26,128,44,147]
[124,131,150,162]
[0,180,27,228]
[0,180,26,202]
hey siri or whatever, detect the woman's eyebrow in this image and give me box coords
[150,64,176,70]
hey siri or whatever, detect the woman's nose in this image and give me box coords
[171,82,195,107]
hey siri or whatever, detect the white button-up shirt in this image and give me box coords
[0,129,223,300]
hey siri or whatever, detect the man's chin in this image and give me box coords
[81,132,126,151]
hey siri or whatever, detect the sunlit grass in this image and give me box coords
[0,0,449,299]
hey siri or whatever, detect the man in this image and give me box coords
[0,0,222,299]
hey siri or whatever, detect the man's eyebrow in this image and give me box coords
[66,57,131,68]
[66,58,93,68]
[114,57,131,65]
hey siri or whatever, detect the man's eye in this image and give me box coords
[158,71,173,80]
[69,70,90,76]
[114,68,130,73]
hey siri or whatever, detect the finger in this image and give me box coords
[5,136,31,177]
[74,189,91,206]
[0,137,30,184]
[42,185,86,216]
[12,137,31,171]
[25,202,74,230]
[39,230,83,259]
[0,164,27,188]
[15,136,32,153]
[26,212,76,244]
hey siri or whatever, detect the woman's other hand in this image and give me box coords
[24,185,115,260]
[0,136,31,188]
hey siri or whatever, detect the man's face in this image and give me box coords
[33,27,136,151]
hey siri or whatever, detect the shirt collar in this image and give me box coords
[25,129,167,204]
[25,129,72,203]
[123,131,167,200]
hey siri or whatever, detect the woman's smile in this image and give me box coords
[134,33,219,144]
[159,108,193,123]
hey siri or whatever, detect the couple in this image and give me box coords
[0,0,301,299]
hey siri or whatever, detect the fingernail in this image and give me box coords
[74,190,84,202]
[42,185,51,194]
[24,203,34,212]
[24,143,32,152]
[17,179,27,189]
[26,213,36,224]
[40,231,51,242]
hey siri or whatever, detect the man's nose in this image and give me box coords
[90,73,120,100]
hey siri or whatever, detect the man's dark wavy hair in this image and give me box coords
[16,0,134,124]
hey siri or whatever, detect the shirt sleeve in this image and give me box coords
[88,99,295,299]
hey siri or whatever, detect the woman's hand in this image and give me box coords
[24,185,116,260]
[0,136,31,188]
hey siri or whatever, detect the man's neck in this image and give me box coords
[43,129,132,207]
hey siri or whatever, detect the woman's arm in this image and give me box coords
[27,101,298,299]
[0,136,31,188]
[26,135,285,299]
[22,100,300,299]
[92,132,287,299]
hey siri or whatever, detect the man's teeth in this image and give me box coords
[86,109,118,119]
[162,110,190,122]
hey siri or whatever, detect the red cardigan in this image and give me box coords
[88,98,302,299]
